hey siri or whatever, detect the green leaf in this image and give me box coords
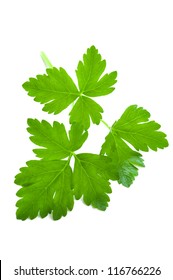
[101,105,168,187]
[15,160,74,220]
[69,122,88,151]
[27,119,88,160]
[76,45,117,97]
[23,67,79,114]
[112,105,169,151]
[27,119,70,160]
[101,133,144,187]
[16,47,169,221]
[23,46,117,129]
[73,153,112,210]
[69,96,103,130]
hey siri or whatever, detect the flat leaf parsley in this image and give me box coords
[15,46,169,220]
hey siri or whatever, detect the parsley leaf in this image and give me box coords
[23,46,117,129]
[76,45,117,97]
[15,120,89,220]
[27,119,88,160]
[69,96,103,129]
[15,160,73,220]
[73,153,112,210]
[23,67,79,114]
[101,133,144,187]
[101,105,168,187]
[112,105,168,151]
[15,46,169,220]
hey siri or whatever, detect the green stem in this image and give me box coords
[40,52,53,68]
[101,119,111,130]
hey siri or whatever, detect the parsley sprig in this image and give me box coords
[15,46,168,220]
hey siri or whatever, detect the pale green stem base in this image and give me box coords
[40,52,53,69]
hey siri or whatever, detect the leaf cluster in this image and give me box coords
[15,46,168,220]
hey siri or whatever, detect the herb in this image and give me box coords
[15,46,168,220]
[23,46,117,129]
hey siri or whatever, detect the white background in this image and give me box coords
[0,0,173,279]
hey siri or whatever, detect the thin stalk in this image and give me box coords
[40,52,53,68]
[101,119,111,130]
